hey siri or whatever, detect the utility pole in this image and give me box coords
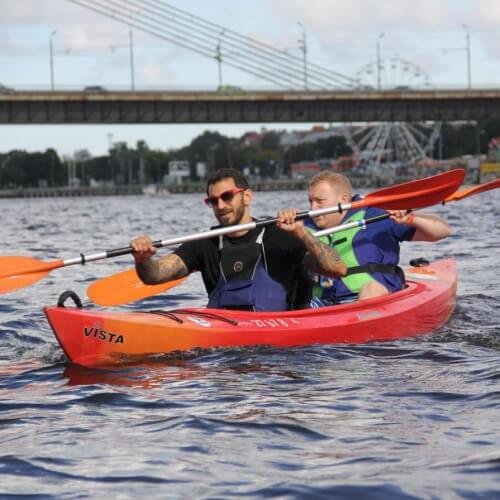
[377,33,385,91]
[463,24,471,90]
[298,22,308,90]
[110,27,136,90]
[215,40,223,89]
[129,27,135,91]
[49,30,56,91]
[442,26,471,90]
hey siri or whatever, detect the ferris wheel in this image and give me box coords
[345,56,441,170]
[355,55,431,90]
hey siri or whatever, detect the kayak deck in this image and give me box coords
[44,259,457,367]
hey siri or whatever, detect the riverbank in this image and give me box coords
[0,170,483,198]
[164,175,385,194]
[0,185,143,198]
[0,177,379,198]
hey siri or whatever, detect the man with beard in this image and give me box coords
[130,168,346,311]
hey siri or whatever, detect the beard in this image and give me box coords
[214,198,246,226]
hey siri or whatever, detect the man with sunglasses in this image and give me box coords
[131,168,346,312]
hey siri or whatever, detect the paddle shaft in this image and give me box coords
[314,178,500,239]
[59,168,464,268]
[86,213,391,306]
[66,200,413,265]
[56,203,351,268]
[313,213,389,238]
[0,168,464,285]
[82,174,496,269]
[81,201,442,269]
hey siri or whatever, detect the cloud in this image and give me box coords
[471,0,500,27]
[0,0,93,26]
[273,0,450,33]
[268,0,500,84]
[1,0,499,89]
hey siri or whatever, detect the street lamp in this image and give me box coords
[213,31,243,91]
[49,30,57,91]
[110,27,135,90]
[376,32,385,91]
[215,38,223,89]
[442,26,471,90]
[298,22,308,90]
[463,24,471,90]
[129,27,135,91]
[49,31,71,90]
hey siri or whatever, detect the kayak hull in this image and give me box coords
[44,259,457,367]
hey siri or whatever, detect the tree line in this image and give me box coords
[0,120,498,189]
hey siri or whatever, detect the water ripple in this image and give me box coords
[0,192,499,498]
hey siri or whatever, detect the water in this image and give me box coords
[0,189,499,498]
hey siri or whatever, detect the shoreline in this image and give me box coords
[0,171,484,198]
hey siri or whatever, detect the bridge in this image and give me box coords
[1,89,499,124]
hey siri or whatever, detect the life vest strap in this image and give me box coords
[345,263,405,281]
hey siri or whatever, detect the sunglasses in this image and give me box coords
[204,188,246,207]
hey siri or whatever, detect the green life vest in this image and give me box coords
[307,209,376,300]
[332,210,377,295]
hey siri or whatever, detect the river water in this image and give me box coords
[0,188,499,498]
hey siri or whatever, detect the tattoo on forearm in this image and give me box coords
[301,230,344,276]
[136,254,188,284]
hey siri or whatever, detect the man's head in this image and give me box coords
[205,168,253,226]
[308,172,353,229]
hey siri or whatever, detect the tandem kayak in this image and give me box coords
[44,258,457,368]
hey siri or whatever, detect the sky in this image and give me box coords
[1,0,499,157]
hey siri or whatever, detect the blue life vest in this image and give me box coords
[207,228,288,311]
[305,205,408,306]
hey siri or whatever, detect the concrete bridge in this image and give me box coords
[0,89,499,124]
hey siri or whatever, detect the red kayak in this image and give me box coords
[44,258,457,368]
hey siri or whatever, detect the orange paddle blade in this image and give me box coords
[359,169,465,210]
[0,257,63,294]
[87,267,188,306]
[444,178,500,203]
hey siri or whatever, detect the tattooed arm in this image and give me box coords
[130,235,190,284]
[276,210,347,277]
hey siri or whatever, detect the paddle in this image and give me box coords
[314,178,500,239]
[86,270,188,307]
[85,169,464,305]
[87,214,394,306]
[316,177,500,240]
[0,169,463,296]
[443,178,500,203]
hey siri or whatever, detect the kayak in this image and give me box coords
[44,258,457,368]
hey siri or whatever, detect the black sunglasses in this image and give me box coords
[204,188,246,207]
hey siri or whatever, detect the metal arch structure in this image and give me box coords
[67,0,359,90]
[345,57,441,171]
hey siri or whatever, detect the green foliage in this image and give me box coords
[0,149,65,188]
[1,120,500,188]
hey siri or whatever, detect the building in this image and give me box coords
[164,160,190,185]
